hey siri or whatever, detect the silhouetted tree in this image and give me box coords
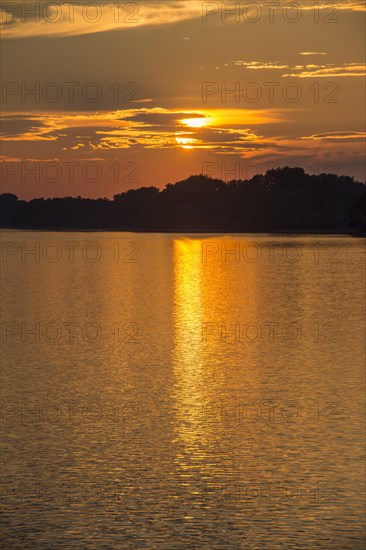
[350,191,366,232]
[1,167,365,233]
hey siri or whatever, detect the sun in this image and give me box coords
[175,134,197,149]
[175,114,211,149]
[180,116,210,128]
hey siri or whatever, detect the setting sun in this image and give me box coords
[180,116,210,128]
[175,133,197,149]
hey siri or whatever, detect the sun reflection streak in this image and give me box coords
[171,239,221,475]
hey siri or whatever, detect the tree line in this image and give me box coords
[1,167,365,233]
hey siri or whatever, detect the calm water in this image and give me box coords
[1,232,365,549]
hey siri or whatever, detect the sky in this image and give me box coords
[0,1,365,199]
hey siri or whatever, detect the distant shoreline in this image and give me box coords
[2,168,365,235]
[1,227,365,237]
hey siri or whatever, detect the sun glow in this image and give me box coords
[180,117,210,128]
[175,134,197,149]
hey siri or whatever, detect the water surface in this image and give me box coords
[1,232,365,549]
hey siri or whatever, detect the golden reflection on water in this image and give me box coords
[171,237,264,475]
[172,236,263,409]
[172,239,211,468]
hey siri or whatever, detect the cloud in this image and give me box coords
[283,63,366,78]
[230,131,365,173]
[2,113,365,184]
[1,111,363,179]
[226,59,365,78]
[0,155,22,162]
[231,61,290,70]
[87,108,280,151]
[0,115,43,137]
[0,107,283,154]
[298,52,327,56]
[1,1,364,39]
[293,1,365,11]
[300,132,366,142]
[0,115,65,141]
[0,1,205,39]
